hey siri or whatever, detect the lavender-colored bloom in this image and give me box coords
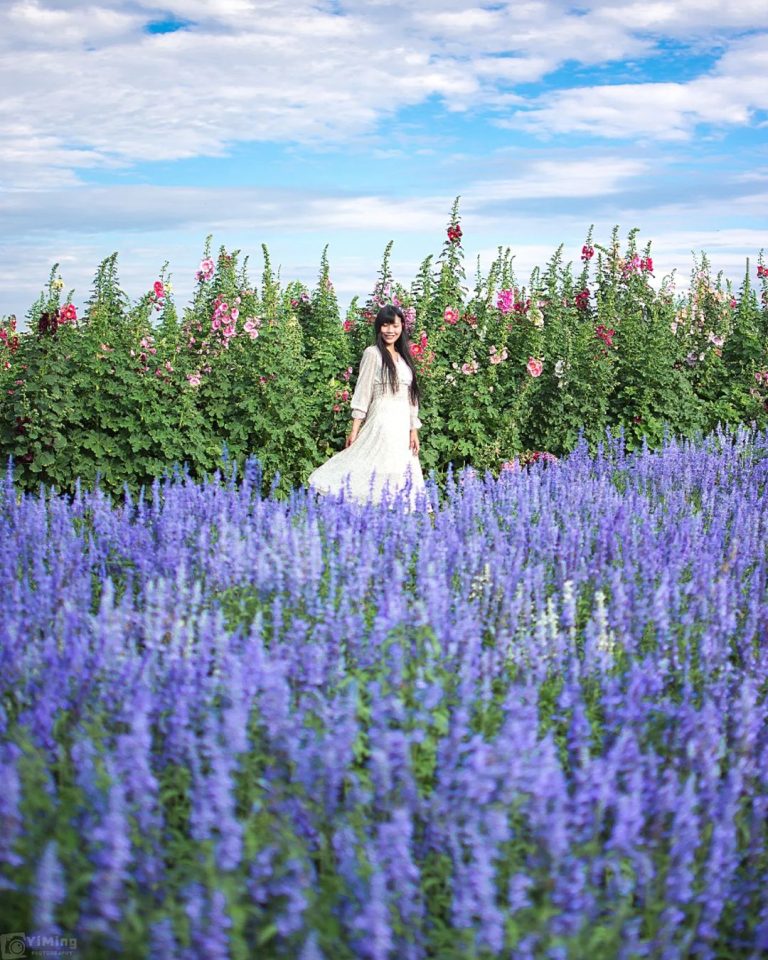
[0,742,23,869]
[32,841,66,936]
[148,917,181,960]
[2,428,768,956]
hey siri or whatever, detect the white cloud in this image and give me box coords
[464,157,650,202]
[2,1,764,190]
[507,33,768,140]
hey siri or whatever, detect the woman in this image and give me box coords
[308,304,426,508]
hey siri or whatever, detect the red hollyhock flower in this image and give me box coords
[595,323,616,348]
[581,244,594,262]
[447,224,463,244]
[574,288,590,310]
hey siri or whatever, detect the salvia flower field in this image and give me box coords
[1,428,768,958]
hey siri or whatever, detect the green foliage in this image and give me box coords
[1,210,767,494]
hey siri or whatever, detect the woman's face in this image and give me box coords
[380,316,403,346]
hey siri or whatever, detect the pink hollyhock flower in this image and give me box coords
[530,450,558,464]
[461,360,479,375]
[59,303,77,323]
[341,366,352,381]
[243,317,261,340]
[332,404,341,413]
[343,318,355,332]
[489,345,508,364]
[230,308,239,321]
[500,459,520,473]
[756,265,767,278]
[526,357,543,377]
[196,258,215,282]
[187,373,201,387]
[153,280,165,298]
[444,306,459,325]
[340,389,350,402]
[641,256,654,273]
[403,306,416,331]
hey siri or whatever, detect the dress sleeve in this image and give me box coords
[350,347,378,420]
[410,398,422,430]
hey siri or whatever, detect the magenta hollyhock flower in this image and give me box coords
[444,306,459,325]
[153,281,165,298]
[526,357,543,377]
[581,244,594,262]
[497,289,515,315]
[59,303,77,323]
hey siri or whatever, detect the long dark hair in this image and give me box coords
[373,305,420,405]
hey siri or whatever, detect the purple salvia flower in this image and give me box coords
[32,841,66,936]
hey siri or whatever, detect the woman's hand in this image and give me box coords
[410,429,420,456]
[345,428,360,448]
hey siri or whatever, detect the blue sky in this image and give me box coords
[1,0,767,322]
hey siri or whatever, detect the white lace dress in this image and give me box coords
[308,345,426,507]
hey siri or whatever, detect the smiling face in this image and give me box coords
[380,315,403,347]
